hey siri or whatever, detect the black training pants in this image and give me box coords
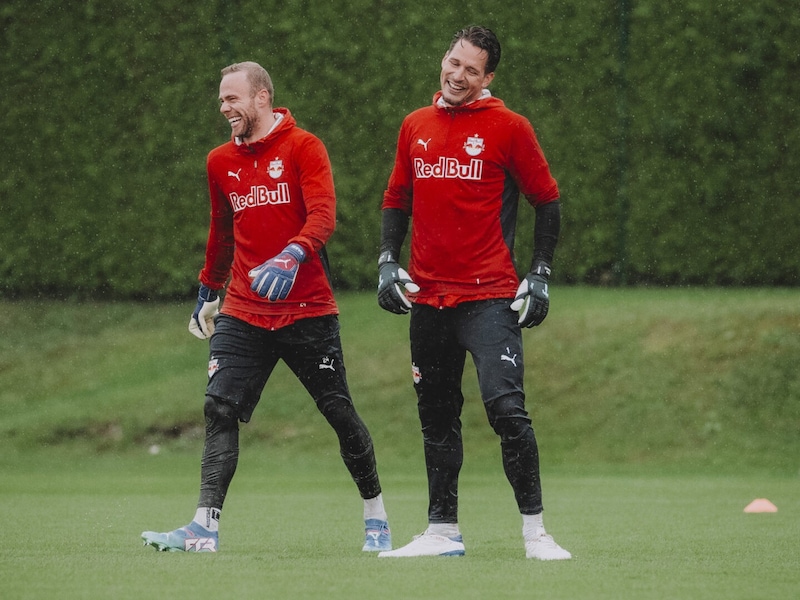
[197,314,381,509]
[409,300,544,523]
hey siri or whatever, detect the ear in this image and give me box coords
[256,88,272,108]
[482,71,495,88]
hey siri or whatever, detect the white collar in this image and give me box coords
[437,88,492,108]
[235,111,285,146]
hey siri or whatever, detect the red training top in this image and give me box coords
[200,108,338,330]
[382,91,559,308]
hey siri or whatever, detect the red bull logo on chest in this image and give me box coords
[229,183,291,211]
[413,157,483,181]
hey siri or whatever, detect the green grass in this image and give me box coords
[1,288,799,598]
[1,451,798,599]
[2,288,799,473]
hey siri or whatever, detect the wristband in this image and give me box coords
[378,251,396,266]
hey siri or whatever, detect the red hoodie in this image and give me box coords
[200,108,338,329]
[382,92,559,308]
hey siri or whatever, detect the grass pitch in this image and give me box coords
[3,287,799,473]
[2,451,798,599]
[1,288,799,598]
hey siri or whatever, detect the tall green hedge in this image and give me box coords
[1,0,797,299]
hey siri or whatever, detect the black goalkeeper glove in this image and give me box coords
[510,262,551,328]
[377,251,420,314]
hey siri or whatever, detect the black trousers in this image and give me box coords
[409,300,544,523]
[197,314,381,509]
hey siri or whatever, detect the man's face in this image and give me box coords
[219,71,260,142]
[439,39,495,107]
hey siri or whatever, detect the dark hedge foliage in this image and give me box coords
[1,0,797,299]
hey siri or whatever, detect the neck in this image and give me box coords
[243,110,277,144]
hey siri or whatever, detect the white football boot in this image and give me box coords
[378,529,465,557]
[525,532,571,560]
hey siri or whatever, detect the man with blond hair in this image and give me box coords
[142,61,391,554]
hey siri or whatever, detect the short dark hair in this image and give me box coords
[448,26,501,74]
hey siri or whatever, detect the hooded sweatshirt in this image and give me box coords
[382,91,559,308]
[200,108,338,329]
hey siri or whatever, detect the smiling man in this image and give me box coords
[141,61,391,554]
[439,34,495,106]
[376,26,571,560]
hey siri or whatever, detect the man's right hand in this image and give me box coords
[188,284,220,339]
[377,252,419,314]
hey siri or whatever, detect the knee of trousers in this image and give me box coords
[486,395,532,441]
[204,395,239,428]
[315,392,356,424]
[419,407,463,446]
[420,420,463,447]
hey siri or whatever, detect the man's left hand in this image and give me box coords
[249,243,306,301]
[510,264,551,328]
